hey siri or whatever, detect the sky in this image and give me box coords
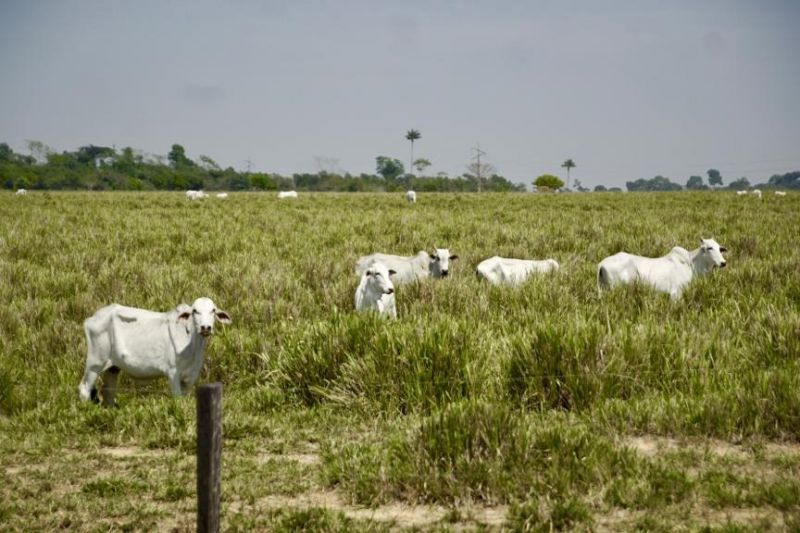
[1,0,799,188]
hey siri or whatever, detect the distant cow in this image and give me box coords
[216,192,228,199]
[15,188,27,195]
[354,261,397,318]
[775,191,787,197]
[597,238,727,300]
[355,248,458,284]
[78,297,231,405]
[736,190,748,196]
[186,190,207,200]
[751,189,762,199]
[476,256,559,286]
[405,190,417,204]
[277,191,298,199]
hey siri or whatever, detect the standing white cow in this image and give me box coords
[736,190,748,196]
[278,190,298,199]
[78,297,231,405]
[186,190,207,200]
[355,248,458,284]
[216,192,229,199]
[354,261,397,318]
[405,190,417,204]
[476,256,559,286]
[597,238,727,299]
[775,191,787,197]
[15,188,27,196]
[751,189,762,199]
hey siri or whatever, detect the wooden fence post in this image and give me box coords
[197,383,222,533]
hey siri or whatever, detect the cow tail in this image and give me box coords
[597,266,609,288]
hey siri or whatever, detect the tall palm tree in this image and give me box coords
[405,129,421,176]
[561,159,576,189]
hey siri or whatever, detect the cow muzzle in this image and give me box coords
[199,326,213,337]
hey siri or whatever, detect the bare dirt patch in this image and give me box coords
[99,446,169,459]
[623,435,800,460]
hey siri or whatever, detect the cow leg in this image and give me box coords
[100,366,121,407]
[168,372,184,397]
[180,379,194,396]
[78,366,103,403]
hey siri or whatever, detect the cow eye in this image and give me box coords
[192,309,198,314]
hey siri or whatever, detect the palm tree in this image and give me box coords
[561,159,576,189]
[405,129,421,176]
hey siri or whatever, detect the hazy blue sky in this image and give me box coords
[1,0,798,188]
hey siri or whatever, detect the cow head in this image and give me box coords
[364,262,396,296]
[699,238,728,269]
[178,297,232,337]
[429,248,458,278]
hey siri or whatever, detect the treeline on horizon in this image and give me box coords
[1,141,798,192]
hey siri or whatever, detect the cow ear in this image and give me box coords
[178,311,191,323]
[720,247,728,253]
[449,255,459,260]
[388,269,397,276]
[215,311,232,324]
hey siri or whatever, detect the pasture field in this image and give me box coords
[1,190,799,531]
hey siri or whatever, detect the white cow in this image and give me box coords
[215,192,228,199]
[354,261,397,318]
[355,248,458,284]
[277,190,298,199]
[775,191,787,197]
[736,190,748,196]
[78,297,231,405]
[476,256,559,286]
[597,238,727,300]
[405,190,417,204]
[186,190,207,200]
[15,188,27,195]
[751,189,762,199]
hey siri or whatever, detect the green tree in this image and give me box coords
[405,129,421,175]
[707,168,723,187]
[561,159,576,189]
[534,174,565,191]
[686,175,707,190]
[376,156,405,182]
[168,144,193,168]
[594,185,608,192]
[727,177,750,190]
[413,158,431,175]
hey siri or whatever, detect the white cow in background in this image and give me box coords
[476,256,559,286]
[78,297,231,405]
[775,191,787,197]
[186,190,207,200]
[405,190,417,204]
[278,190,298,199]
[354,261,397,318]
[15,188,27,195]
[355,248,458,284]
[751,189,762,199]
[736,190,748,196]
[597,238,727,300]
[216,192,228,199]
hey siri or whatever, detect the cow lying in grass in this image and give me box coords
[597,238,727,300]
[476,256,559,286]
[78,297,231,405]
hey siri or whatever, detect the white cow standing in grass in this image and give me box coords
[186,190,207,200]
[751,189,762,199]
[216,192,228,199]
[278,190,298,199]
[78,297,231,405]
[476,256,559,286]
[15,188,27,195]
[355,248,458,284]
[355,261,397,318]
[736,190,748,196]
[775,191,787,197]
[405,190,417,204]
[597,238,727,300]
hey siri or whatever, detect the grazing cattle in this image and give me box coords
[476,256,559,286]
[405,190,417,204]
[354,261,397,318]
[216,192,228,199]
[736,190,748,196]
[15,188,27,195]
[78,297,231,405]
[775,191,787,197]
[186,190,207,200]
[597,238,727,300]
[751,189,762,199]
[355,248,459,284]
[277,191,298,199]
